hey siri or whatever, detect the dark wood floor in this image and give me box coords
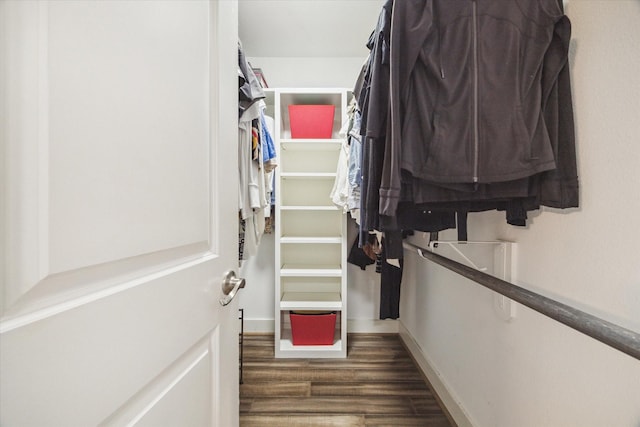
[240,333,454,427]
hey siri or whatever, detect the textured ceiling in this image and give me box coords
[238,0,384,58]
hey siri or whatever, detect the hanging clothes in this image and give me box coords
[357,0,578,234]
[238,40,276,263]
[347,106,363,221]
[356,0,458,261]
[238,101,268,260]
[378,236,403,320]
[238,40,264,119]
[377,0,578,220]
[351,0,579,318]
[261,109,277,232]
[330,114,351,212]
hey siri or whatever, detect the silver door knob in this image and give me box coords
[219,270,245,306]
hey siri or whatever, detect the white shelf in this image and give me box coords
[280,292,342,310]
[281,139,342,148]
[274,88,348,359]
[277,87,347,94]
[280,265,343,277]
[280,172,336,179]
[280,205,339,211]
[278,323,344,358]
[278,338,343,353]
[280,236,342,244]
[277,332,344,358]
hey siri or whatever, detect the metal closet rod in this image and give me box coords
[403,241,640,362]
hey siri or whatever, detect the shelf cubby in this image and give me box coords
[274,88,349,358]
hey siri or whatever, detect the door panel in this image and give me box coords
[47,0,210,274]
[0,1,240,426]
[100,330,219,427]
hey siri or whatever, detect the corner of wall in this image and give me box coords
[398,322,476,427]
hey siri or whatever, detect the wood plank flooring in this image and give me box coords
[240,333,454,427]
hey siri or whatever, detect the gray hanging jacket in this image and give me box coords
[379,0,578,217]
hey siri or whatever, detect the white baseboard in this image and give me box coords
[241,318,399,334]
[398,322,475,427]
[348,318,399,333]
[242,319,274,333]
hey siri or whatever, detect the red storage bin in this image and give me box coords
[290,311,337,345]
[288,105,335,139]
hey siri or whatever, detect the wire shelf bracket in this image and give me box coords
[422,240,517,321]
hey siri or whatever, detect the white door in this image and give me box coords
[0,1,240,426]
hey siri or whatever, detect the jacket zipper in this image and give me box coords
[472,0,479,184]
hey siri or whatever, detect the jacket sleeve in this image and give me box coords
[538,14,579,208]
[379,0,433,218]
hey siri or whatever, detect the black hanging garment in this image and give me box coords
[379,237,403,320]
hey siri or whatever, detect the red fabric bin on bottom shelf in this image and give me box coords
[289,311,337,345]
[288,105,335,139]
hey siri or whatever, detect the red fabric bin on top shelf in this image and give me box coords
[289,311,337,345]
[288,105,335,139]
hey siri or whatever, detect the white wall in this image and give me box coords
[400,2,640,426]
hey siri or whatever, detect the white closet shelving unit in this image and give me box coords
[273,88,348,358]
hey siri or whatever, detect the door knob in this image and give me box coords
[219,270,245,306]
